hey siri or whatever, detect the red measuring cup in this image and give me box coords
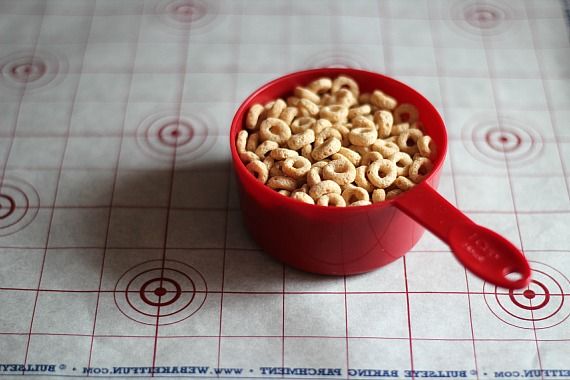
[229,68,531,289]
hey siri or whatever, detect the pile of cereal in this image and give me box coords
[236,75,436,207]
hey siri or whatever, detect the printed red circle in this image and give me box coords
[0,179,40,237]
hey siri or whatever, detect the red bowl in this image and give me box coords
[229,68,447,275]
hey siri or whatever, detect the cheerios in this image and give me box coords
[246,160,269,184]
[320,105,349,123]
[308,77,333,94]
[342,186,370,205]
[309,180,342,200]
[291,117,316,134]
[332,75,359,98]
[371,90,397,110]
[282,156,312,179]
[355,165,375,193]
[291,191,315,204]
[270,147,299,160]
[294,86,321,104]
[236,130,248,153]
[361,151,383,166]
[394,103,419,124]
[349,126,378,147]
[418,135,435,158]
[246,104,264,130]
[255,140,279,159]
[312,137,342,161]
[409,157,433,183]
[372,188,386,203]
[323,159,356,186]
[397,128,423,155]
[394,176,416,191]
[260,118,292,144]
[317,193,346,207]
[267,176,297,192]
[390,151,413,176]
[367,159,397,189]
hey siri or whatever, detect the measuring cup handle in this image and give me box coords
[394,183,531,289]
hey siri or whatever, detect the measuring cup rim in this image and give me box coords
[230,67,449,213]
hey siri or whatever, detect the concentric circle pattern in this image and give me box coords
[304,51,368,70]
[0,177,40,237]
[462,117,543,166]
[450,0,513,36]
[114,260,207,326]
[0,50,65,91]
[156,0,218,32]
[484,261,570,329]
[135,112,216,163]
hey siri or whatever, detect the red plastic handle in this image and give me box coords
[394,183,531,289]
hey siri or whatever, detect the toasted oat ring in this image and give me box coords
[319,105,349,123]
[288,129,315,151]
[259,118,292,144]
[349,144,370,156]
[352,115,375,129]
[367,159,397,189]
[390,151,413,176]
[294,86,321,104]
[361,151,383,166]
[348,105,371,120]
[315,127,343,146]
[263,156,275,170]
[267,176,298,192]
[298,98,320,116]
[332,75,360,98]
[255,140,279,159]
[287,96,300,107]
[409,157,433,183]
[386,189,403,200]
[279,107,299,125]
[374,110,394,138]
[322,159,356,186]
[246,160,269,184]
[397,128,423,154]
[312,137,342,161]
[307,77,333,94]
[269,161,284,177]
[301,144,313,163]
[321,93,334,106]
[282,156,312,179]
[372,188,386,203]
[236,130,248,153]
[292,184,309,195]
[358,93,371,104]
[394,176,416,191]
[332,147,361,166]
[372,140,400,158]
[394,103,419,124]
[239,151,259,164]
[349,126,378,147]
[306,166,323,187]
[313,118,332,134]
[391,123,410,137]
[246,132,259,152]
[291,192,315,205]
[278,190,291,196]
[309,180,342,200]
[370,90,397,110]
[291,117,316,134]
[355,165,375,193]
[317,193,346,207]
[418,135,435,158]
[342,186,370,205]
[266,99,287,118]
[246,104,264,130]
[270,148,299,160]
[349,200,372,207]
[333,89,357,107]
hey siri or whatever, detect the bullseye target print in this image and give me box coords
[114,260,207,326]
[449,0,514,37]
[135,111,216,163]
[0,50,66,92]
[304,50,368,70]
[155,0,219,33]
[462,117,543,167]
[0,177,40,237]
[484,262,570,329]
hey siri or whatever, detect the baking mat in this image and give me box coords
[0,0,569,378]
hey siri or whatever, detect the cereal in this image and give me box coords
[267,176,297,192]
[309,180,342,200]
[237,75,437,206]
[246,104,264,130]
[342,186,370,205]
[409,157,433,183]
[246,160,269,184]
[322,159,356,186]
[317,193,346,207]
[282,156,312,179]
[294,86,321,104]
[366,159,397,189]
[288,129,315,151]
[260,118,292,144]
[255,140,279,159]
[320,105,349,123]
[311,137,342,161]
[291,191,315,204]
[270,147,299,160]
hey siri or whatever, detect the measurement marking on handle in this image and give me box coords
[462,232,501,263]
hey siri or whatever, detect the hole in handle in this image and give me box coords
[503,270,524,282]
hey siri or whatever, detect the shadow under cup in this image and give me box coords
[230,68,447,276]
